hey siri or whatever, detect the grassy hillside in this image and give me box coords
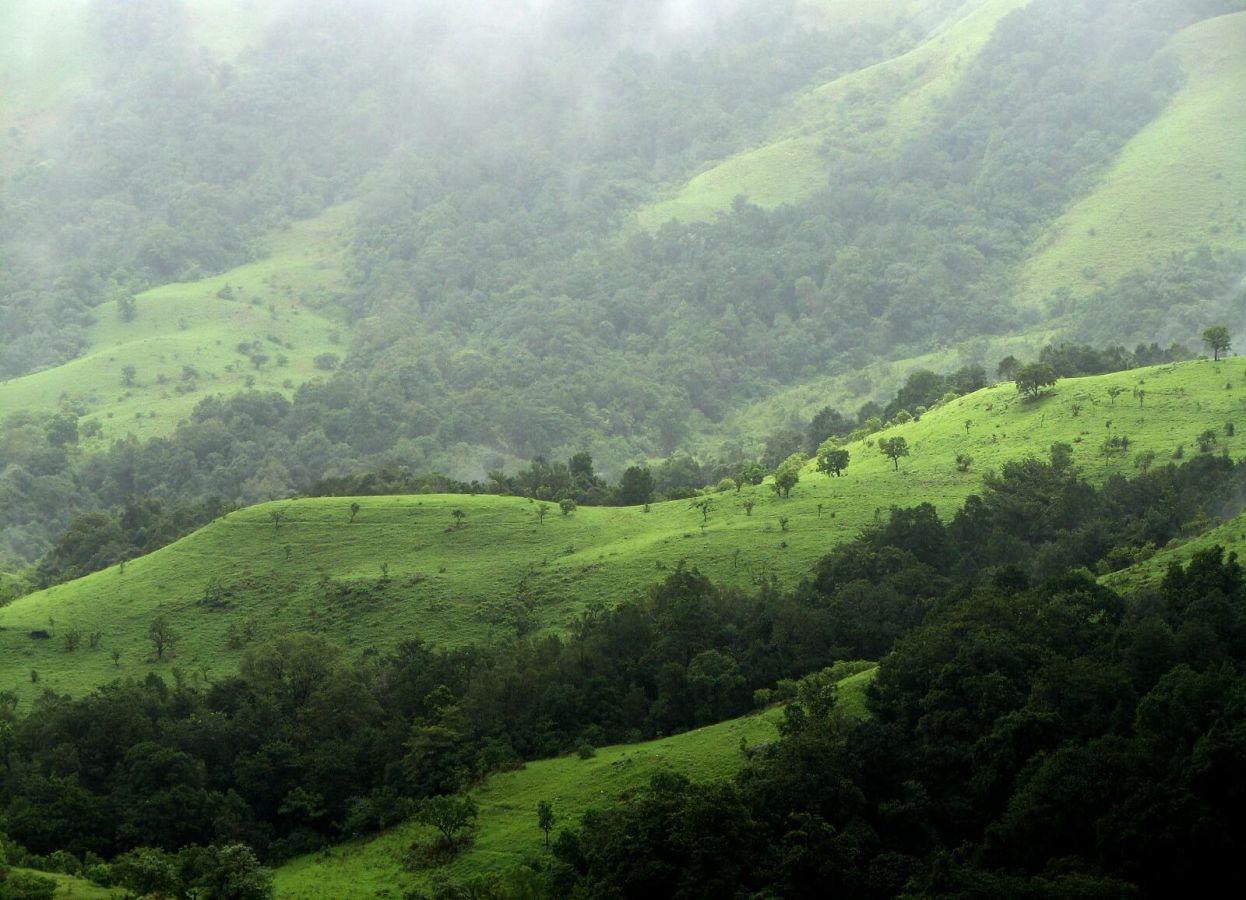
[0,204,353,446]
[1021,11,1246,304]
[274,669,874,898]
[636,0,1027,227]
[3,358,1244,705]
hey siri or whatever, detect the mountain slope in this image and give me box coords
[637,0,1028,227]
[4,358,1243,705]
[0,204,352,445]
[1021,10,1246,304]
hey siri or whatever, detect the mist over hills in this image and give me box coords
[2,3,1246,897]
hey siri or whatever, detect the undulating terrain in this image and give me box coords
[2,1,1245,898]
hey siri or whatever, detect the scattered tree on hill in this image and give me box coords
[451,509,466,529]
[815,443,850,478]
[559,498,576,516]
[537,800,557,848]
[955,453,973,472]
[1134,449,1156,472]
[536,503,549,525]
[771,454,803,498]
[1106,386,1125,406]
[742,499,755,516]
[997,355,1020,380]
[349,502,361,523]
[879,437,909,471]
[1015,362,1058,399]
[416,794,478,849]
[1203,325,1231,361]
[1198,429,1218,453]
[148,616,179,661]
[121,365,137,387]
[691,498,713,523]
[269,509,286,534]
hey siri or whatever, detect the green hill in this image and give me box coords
[0,204,353,446]
[1021,11,1246,304]
[4,358,1243,705]
[274,667,875,899]
[637,0,1026,228]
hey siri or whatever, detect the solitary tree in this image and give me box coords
[1015,362,1058,399]
[536,503,549,525]
[955,453,973,472]
[121,365,137,387]
[879,436,910,471]
[815,443,850,478]
[349,502,361,523]
[1106,386,1125,406]
[742,499,755,516]
[451,509,466,529]
[1203,325,1231,361]
[149,616,179,661]
[771,453,804,498]
[537,800,556,848]
[691,497,713,523]
[1198,429,1218,453]
[559,498,576,516]
[416,795,479,849]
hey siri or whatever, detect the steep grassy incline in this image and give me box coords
[274,668,875,899]
[3,359,1243,705]
[0,204,353,445]
[1021,11,1246,304]
[636,0,1027,228]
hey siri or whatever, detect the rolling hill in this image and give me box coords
[0,204,353,446]
[637,0,1028,228]
[3,357,1243,706]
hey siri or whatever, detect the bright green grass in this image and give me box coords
[4,359,1243,706]
[0,204,353,445]
[1020,11,1246,304]
[636,0,1027,228]
[5,868,117,898]
[274,669,875,899]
